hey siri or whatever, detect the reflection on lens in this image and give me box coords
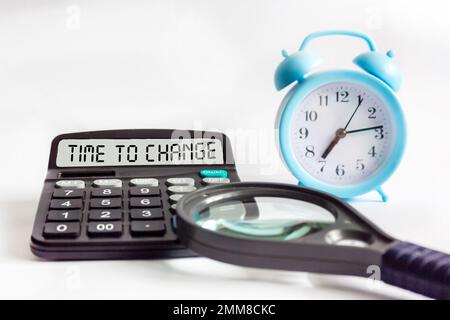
[195,197,335,241]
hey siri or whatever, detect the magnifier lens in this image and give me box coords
[195,196,336,241]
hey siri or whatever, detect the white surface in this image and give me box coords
[0,0,449,299]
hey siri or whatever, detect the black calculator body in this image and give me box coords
[30,129,239,260]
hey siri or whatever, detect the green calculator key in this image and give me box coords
[199,169,228,178]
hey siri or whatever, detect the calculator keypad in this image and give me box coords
[41,173,231,241]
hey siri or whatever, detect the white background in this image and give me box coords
[0,0,449,299]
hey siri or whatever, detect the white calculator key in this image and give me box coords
[166,177,195,186]
[169,194,184,204]
[93,179,122,188]
[55,180,85,189]
[129,178,159,187]
[202,177,230,185]
[167,186,197,194]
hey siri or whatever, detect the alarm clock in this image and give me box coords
[274,30,406,201]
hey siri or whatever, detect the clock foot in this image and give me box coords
[377,188,388,202]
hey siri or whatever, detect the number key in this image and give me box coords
[89,209,122,221]
[43,222,80,238]
[129,187,160,196]
[91,188,122,198]
[90,198,122,209]
[129,197,161,208]
[47,210,82,222]
[52,189,84,199]
[130,208,163,220]
[50,199,83,210]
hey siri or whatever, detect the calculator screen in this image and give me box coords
[56,139,224,167]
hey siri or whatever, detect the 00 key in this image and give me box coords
[88,222,122,237]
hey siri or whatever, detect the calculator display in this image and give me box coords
[56,139,224,167]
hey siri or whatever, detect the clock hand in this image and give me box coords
[321,128,347,160]
[346,125,383,134]
[343,95,364,130]
[321,96,365,160]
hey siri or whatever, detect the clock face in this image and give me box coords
[290,81,395,186]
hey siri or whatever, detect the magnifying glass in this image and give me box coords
[175,182,450,299]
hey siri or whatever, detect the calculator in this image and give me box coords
[30,129,239,260]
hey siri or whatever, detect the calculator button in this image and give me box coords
[129,197,162,208]
[169,194,183,204]
[130,178,159,187]
[52,189,84,199]
[93,179,122,188]
[167,186,197,194]
[50,199,83,210]
[199,169,228,178]
[89,209,122,221]
[43,222,80,238]
[91,188,122,198]
[166,177,195,186]
[47,210,82,222]
[130,208,164,220]
[55,180,85,189]
[129,187,160,196]
[88,222,123,237]
[202,177,230,185]
[90,198,122,209]
[130,221,165,236]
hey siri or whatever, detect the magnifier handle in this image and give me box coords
[381,242,450,299]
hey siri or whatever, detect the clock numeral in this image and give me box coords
[356,159,365,171]
[319,95,328,106]
[299,127,309,139]
[368,107,377,119]
[368,146,376,158]
[304,111,318,122]
[374,127,384,140]
[305,145,315,158]
[318,160,326,173]
[336,91,349,102]
[335,164,345,176]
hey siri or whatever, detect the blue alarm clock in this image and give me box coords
[274,30,406,201]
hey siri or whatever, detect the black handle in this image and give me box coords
[381,242,450,299]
